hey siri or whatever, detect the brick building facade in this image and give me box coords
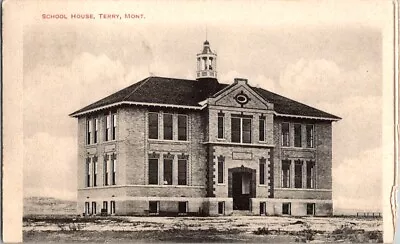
[70,41,340,216]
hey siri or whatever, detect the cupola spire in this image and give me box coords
[196,40,217,80]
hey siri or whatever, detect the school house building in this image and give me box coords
[70,40,341,217]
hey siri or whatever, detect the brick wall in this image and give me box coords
[273,117,333,200]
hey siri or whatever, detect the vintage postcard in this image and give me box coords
[2,0,396,243]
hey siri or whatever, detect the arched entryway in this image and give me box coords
[228,166,256,210]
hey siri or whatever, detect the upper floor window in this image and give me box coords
[282,123,289,147]
[217,113,224,139]
[259,116,266,142]
[231,116,252,143]
[149,112,188,141]
[163,114,173,140]
[178,115,188,141]
[86,119,92,145]
[94,119,98,143]
[148,112,159,139]
[105,114,111,141]
[105,112,117,141]
[294,124,302,147]
[306,125,314,148]
[112,113,117,140]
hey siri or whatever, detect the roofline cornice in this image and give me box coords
[274,112,341,121]
[69,101,203,117]
[70,101,341,121]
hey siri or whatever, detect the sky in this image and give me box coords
[22,1,390,212]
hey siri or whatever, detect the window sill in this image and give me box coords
[281,146,316,150]
[275,188,331,192]
[148,139,190,144]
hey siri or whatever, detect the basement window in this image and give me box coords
[307,203,315,215]
[178,202,188,215]
[260,202,266,215]
[218,202,225,215]
[282,203,291,215]
[149,201,159,215]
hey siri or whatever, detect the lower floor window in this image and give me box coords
[149,201,159,215]
[307,203,315,215]
[218,202,225,215]
[110,201,116,215]
[178,201,187,214]
[260,202,266,215]
[282,203,291,215]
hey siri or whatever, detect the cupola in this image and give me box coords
[196,40,217,80]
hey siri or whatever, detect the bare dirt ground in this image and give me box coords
[23,215,383,243]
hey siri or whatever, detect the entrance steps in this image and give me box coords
[231,210,254,216]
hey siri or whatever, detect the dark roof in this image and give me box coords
[70,76,340,120]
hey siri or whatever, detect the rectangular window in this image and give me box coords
[178,115,188,141]
[260,202,266,215]
[178,202,187,214]
[148,112,159,139]
[148,158,159,185]
[231,116,252,143]
[178,159,187,185]
[85,202,90,215]
[306,161,316,189]
[103,201,108,214]
[149,201,159,215]
[163,158,173,185]
[259,117,265,141]
[281,123,289,146]
[217,113,224,139]
[307,203,315,215]
[259,160,266,185]
[86,119,92,144]
[104,156,109,186]
[231,117,241,143]
[112,113,117,140]
[110,201,116,215]
[91,202,97,215]
[282,203,291,215]
[218,202,225,215]
[294,160,303,188]
[111,154,117,185]
[93,158,97,187]
[294,124,302,147]
[281,160,291,188]
[86,158,91,187]
[306,125,314,148]
[218,158,224,184]
[163,114,173,140]
[93,119,98,143]
[105,114,111,141]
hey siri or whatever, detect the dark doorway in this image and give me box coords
[232,172,252,210]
